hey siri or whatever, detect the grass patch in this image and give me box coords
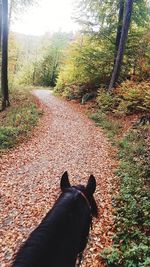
[0,88,43,151]
[90,111,122,139]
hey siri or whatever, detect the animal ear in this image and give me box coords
[86,175,96,196]
[60,171,71,191]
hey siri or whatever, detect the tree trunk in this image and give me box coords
[1,0,9,110]
[108,0,133,90]
[8,0,14,28]
[0,0,2,51]
[0,0,2,91]
[114,0,124,64]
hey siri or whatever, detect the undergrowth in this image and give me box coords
[97,80,150,115]
[90,89,150,266]
[0,89,42,150]
[101,128,150,267]
[90,112,122,139]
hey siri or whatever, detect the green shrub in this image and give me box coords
[62,85,82,99]
[115,80,150,114]
[96,81,150,116]
[96,90,120,112]
[0,91,42,150]
[0,127,17,148]
[100,247,121,266]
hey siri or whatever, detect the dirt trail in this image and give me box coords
[0,90,116,267]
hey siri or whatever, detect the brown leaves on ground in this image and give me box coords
[0,90,117,267]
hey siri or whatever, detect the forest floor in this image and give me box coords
[0,89,118,267]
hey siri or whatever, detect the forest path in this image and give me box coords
[0,90,116,267]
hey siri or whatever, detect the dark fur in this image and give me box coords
[12,172,98,267]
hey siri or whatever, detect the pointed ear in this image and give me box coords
[60,171,71,192]
[86,175,96,196]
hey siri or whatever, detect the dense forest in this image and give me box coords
[1,1,150,109]
[0,0,150,267]
[1,1,150,95]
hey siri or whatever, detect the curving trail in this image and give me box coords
[0,90,116,267]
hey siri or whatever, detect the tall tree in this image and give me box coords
[108,0,134,90]
[114,0,124,64]
[1,0,9,110]
[76,0,149,87]
[0,0,2,51]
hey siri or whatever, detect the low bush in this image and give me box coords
[115,80,150,114]
[96,90,120,112]
[0,89,42,151]
[96,81,150,115]
[61,85,82,100]
[0,127,17,148]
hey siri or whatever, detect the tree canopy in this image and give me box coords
[55,0,150,95]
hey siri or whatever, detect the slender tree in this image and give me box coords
[1,0,9,110]
[114,0,124,64]
[108,0,134,90]
[8,0,14,26]
[0,0,2,94]
[0,0,2,51]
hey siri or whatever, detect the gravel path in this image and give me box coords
[0,90,116,267]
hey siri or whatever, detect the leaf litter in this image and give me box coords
[0,90,117,267]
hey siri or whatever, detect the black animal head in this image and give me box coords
[60,171,98,217]
[12,172,98,267]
